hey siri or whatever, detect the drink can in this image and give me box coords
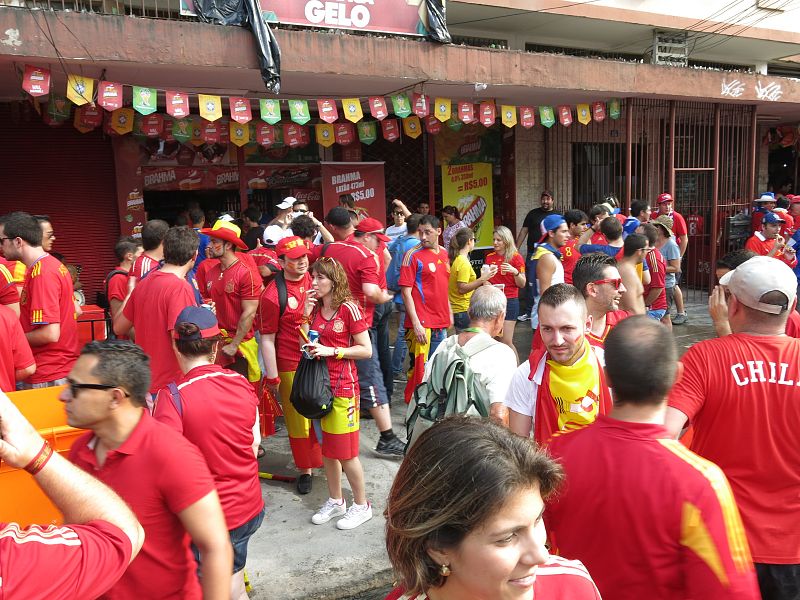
[304,329,320,359]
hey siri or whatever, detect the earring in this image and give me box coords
[440,564,451,577]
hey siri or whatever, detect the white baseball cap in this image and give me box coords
[276,196,297,210]
[719,255,797,314]
[263,225,286,246]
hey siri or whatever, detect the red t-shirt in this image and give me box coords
[258,273,311,372]
[70,411,215,599]
[153,364,263,530]
[561,239,581,285]
[195,257,219,298]
[311,301,369,397]
[0,520,133,599]
[547,416,759,599]
[0,256,25,284]
[0,261,19,306]
[484,251,526,299]
[311,239,380,327]
[744,233,797,268]
[785,310,800,338]
[590,230,608,245]
[0,304,34,392]
[377,241,388,289]
[248,246,281,281]
[644,248,667,310]
[20,254,79,383]
[668,334,800,563]
[107,267,129,303]
[129,253,160,282]
[122,270,196,393]
[399,246,451,329]
[586,310,629,349]
[203,259,263,341]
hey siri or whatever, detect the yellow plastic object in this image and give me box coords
[0,386,85,526]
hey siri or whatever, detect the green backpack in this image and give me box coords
[405,334,496,452]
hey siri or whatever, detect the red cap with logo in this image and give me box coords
[356,217,390,242]
[657,192,673,204]
[276,236,311,259]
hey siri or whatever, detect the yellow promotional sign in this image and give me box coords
[500,105,517,128]
[577,103,592,125]
[66,74,94,106]
[199,94,222,122]
[434,97,451,123]
[441,162,494,248]
[402,115,422,139]
[315,123,335,147]
[229,121,250,147]
[341,98,363,123]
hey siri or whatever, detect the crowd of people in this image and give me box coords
[1,183,799,599]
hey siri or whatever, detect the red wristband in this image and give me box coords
[24,440,53,476]
[264,376,281,387]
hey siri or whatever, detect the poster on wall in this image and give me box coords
[434,123,502,166]
[441,162,494,249]
[320,162,386,219]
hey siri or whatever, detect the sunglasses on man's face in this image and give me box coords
[66,379,130,398]
[592,278,623,290]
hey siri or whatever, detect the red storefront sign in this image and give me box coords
[321,162,386,219]
[142,166,239,191]
[262,0,427,35]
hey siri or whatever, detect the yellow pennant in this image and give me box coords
[111,108,135,135]
[341,98,364,123]
[500,105,517,128]
[577,103,592,125]
[66,74,94,106]
[315,123,335,148]
[402,115,422,139]
[229,121,250,147]
[198,94,222,122]
[434,98,451,122]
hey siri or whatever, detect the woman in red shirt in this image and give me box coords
[302,256,374,531]
[483,226,526,358]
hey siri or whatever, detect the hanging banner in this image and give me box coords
[321,162,386,220]
[73,109,95,134]
[316,99,339,124]
[172,116,193,142]
[609,98,621,120]
[458,102,474,124]
[132,86,157,115]
[576,103,591,125]
[369,96,389,120]
[403,115,422,139]
[334,122,355,145]
[316,123,335,147]
[111,107,135,135]
[539,106,555,129]
[358,121,378,145]
[381,119,400,142]
[520,106,536,128]
[201,119,221,143]
[198,94,222,122]
[230,122,250,147]
[188,116,204,146]
[165,91,190,118]
[47,94,71,121]
[500,105,517,128]
[284,123,305,148]
[391,93,412,118]
[66,74,94,106]
[260,99,282,124]
[289,99,311,125]
[161,116,175,142]
[441,162,495,248]
[229,97,253,124]
[592,101,606,122]
[412,93,430,118]
[341,98,363,123]
[447,117,463,132]
[23,65,50,97]
[434,98,451,122]
[425,115,442,135]
[256,122,276,147]
[142,114,164,138]
[558,105,573,127]
[479,101,496,127]
[76,104,103,129]
[97,81,123,112]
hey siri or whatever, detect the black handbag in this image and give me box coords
[290,355,335,419]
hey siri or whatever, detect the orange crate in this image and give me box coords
[0,386,86,526]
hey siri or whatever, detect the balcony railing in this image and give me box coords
[6,0,193,21]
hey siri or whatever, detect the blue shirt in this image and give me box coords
[660,238,681,287]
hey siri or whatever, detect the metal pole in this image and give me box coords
[710,103,721,292]
[625,98,633,212]
[427,132,435,208]
[749,105,758,203]
[669,101,676,197]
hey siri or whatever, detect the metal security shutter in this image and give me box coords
[0,102,120,303]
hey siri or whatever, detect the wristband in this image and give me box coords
[264,375,281,387]
[24,440,53,476]
[335,347,345,360]
[300,314,313,324]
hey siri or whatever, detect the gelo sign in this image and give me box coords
[268,0,426,35]
[305,0,370,28]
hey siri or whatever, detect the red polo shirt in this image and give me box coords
[561,239,581,285]
[203,258,263,340]
[0,261,19,306]
[311,300,369,398]
[153,364,263,530]
[0,304,34,392]
[70,410,215,599]
[398,246,451,329]
[484,251,526,299]
[258,273,311,372]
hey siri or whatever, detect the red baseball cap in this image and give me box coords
[276,236,311,259]
[657,193,673,204]
[789,195,800,205]
[356,217,390,242]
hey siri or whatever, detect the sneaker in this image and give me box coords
[672,312,688,325]
[336,502,373,530]
[296,474,312,495]
[312,497,346,525]
[375,435,405,458]
[517,313,530,322]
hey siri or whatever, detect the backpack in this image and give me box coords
[386,236,420,293]
[274,270,288,316]
[100,269,128,340]
[405,334,496,451]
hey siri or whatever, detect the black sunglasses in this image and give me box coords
[67,379,129,397]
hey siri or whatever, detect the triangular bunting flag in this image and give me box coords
[47,94,71,122]
[500,105,517,128]
[334,122,355,145]
[316,123,335,147]
[289,99,311,125]
[132,86,157,115]
[341,98,363,123]
[66,74,94,106]
[201,119,221,143]
[166,91,190,118]
[608,99,621,120]
[458,102,474,124]
[229,97,253,125]
[172,117,193,143]
[358,121,377,145]
[317,99,339,124]
[73,109,94,134]
[539,106,556,129]
[369,97,389,120]
[434,98,451,122]
[23,65,50,97]
[577,103,591,125]
[520,106,536,128]
[260,99,282,124]
[425,115,442,135]
[199,94,222,122]
[97,81,123,112]
[75,104,103,130]
[446,117,463,131]
[403,116,422,139]
[391,93,412,118]
[479,101,496,127]
[592,101,606,122]
[412,93,430,118]
[141,114,164,138]
[558,105,573,127]
[284,123,304,148]
[382,119,400,142]
[230,122,250,147]
[256,123,276,147]
[111,107,135,135]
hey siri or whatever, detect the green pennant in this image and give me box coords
[390,93,412,118]
[608,98,621,120]
[47,94,71,121]
[446,117,463,131]
[539,106,555,129]
[288,99,310,125]
[357,121,377,145]
[260,98,282,124]
[132,86,158,116]
[132,114,146,139]
[172,117,193,143]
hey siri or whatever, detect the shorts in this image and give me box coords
[312,396,360,460]
[504,297,520,321]
[453,311,470,331]
[756,563,800,600]
[193,506,265,574]
[665,286,675,310]
[647,309,666,320]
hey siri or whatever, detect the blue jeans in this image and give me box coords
[373,301,393,397]
[391,305,408,374]
[429,327,446,358]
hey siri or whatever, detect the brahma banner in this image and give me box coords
[321,162,386,219]
[264,0,429,35]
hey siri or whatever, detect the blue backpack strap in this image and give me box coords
[167,382,183,417]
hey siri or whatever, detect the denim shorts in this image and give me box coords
[453,311,470,331]
[194,507,265,574]
[504,297,520,321]
[647,309,667,320]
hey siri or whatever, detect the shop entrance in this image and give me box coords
[144,190,241,225]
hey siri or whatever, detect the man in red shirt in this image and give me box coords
[399,214,452,403]
[751,193,777,234]
[259,235,322,493]
[561,209,588,285]
[114,226,198,399]
[1,211,78,388]
[571,253,629,349]
[0,259,19,316]
[105,236,142,341]
[653,193,689,324]
[128,219,168,286]
[666,256,800,598]
[744,212,798,268]
[788,195,800,232]
[199,220,263,382]
[0,303,35,391]
[547,316,759,599]
[248,225,282,283]
[0,389,145,599]
[64,340,232,600]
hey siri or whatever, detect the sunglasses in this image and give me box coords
[592,278,623,290]
[66,379,129,398]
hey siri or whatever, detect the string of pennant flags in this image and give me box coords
[22,64,623,148]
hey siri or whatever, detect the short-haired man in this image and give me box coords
[653,193,689,324]
[616,233,649,314]
[385,203,408,242]
[415,200,430,216]
[629,199,652,223]
[572,253,629,348]
[578,215,624,256]
[640,223,668,322]
[546,316,760,599]
[399,214,452,403]
[114,227,199,397]
[751,192,777,234]
[505,283,612,444]
[129,219,169,284]
[561,209,589,285]
[270,197,295,229]
[105,236,143,341]
[529,214,569,328]
[188,206,209,271]
[2,211,78,388]
[586,204,611,244]
[0,215,21,316]
[516,190,557,259]
[745,212,797,268]
[64,341,232,599]
[666,256,800,598]
[242,206,264,251]
[34,215,56,253]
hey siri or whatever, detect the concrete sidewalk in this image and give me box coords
[245,296,715,599]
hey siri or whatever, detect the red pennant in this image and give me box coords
[334,122,355,145]
[412,93,430,118]
[299,125,310,147]
[256,123,275,147]
[77,104,103,129]
[519,106,536,128]
[424,115,442,135]
[381,119,400,142]
[161,116,175,142]
[458,102,475,124]
[97,81,123,111]
[369,97,388,120]
[558,105,573,127]
[142,114,164,137]
[201,119,220,143]
[479,101,496,127]
[166,91,190,118]
[229,97,252,124]
[591,101,606,122]
[284,123,303,148]
[317,99,339,124]
[22,65,50,97]
[219,120,230,144]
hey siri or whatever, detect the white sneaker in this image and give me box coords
[336,501,373,530]
[312,497,346,525]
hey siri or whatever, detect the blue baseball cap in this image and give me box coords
[539,214,567,242]
[763,212,786,225]
[172,306,221,340]
[623,217,641,236]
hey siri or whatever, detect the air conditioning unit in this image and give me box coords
[651,30,688,68]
